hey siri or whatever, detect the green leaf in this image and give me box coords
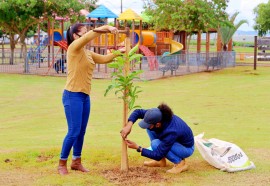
[128,99,135,110]
[132,105,142,109]
[104,44,146,112]
[112,50,123,56]
[128,45,139,57]
[129,54,143,62]
[104,84,115,97]
[130,70,144,76]
[108,63,120,69]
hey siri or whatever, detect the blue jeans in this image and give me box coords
[147,129,194,164]
[60,90,90,160]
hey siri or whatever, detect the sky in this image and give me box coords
[97,0,269,31]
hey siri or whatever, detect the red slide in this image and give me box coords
[139,45,158,71]
[54,41,68,51]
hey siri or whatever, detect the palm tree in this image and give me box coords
[218,11,248,51]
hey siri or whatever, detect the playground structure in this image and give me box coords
[88,7,184,71]
[26,4,233,76]
[27,5,185,74]
[27,16,68,74]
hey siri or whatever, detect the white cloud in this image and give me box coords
[227,0,268,30]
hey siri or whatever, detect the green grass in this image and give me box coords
[233,46,254,53]
[189,44,255,53]
[0,66,270,185]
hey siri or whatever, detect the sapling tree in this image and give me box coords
[105,45,143,110]
[104,43,143,171]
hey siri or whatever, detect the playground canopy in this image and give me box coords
[87,5,118,18]
[117,8,142,21]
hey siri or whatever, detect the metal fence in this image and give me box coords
[0,50,27,74]
[139,51,236,80]
[0,50,236,80]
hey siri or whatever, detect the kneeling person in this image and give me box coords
[120,103,194,173]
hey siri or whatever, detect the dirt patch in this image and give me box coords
[4,159,11,163]
[0,170,42,186]
[102,166,169,185]
[36,154,54,162]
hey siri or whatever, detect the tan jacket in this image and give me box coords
[64,30,116,95]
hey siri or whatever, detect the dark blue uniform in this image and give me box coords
[128,109,194,161]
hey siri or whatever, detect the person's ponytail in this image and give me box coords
[66,27,73,46]
[66,23,85,46]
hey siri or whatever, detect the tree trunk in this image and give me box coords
[228,39,233,51]
[10,47,15,65]
[20,44,24,58]
[223,44,227,51]
[23,42,28,73]
[1,37,4,64]
[19,34,26,59]
[121,34,131,172]
[186,33,192,72]
[9,34,16,65]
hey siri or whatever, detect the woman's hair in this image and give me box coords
[66,23,85,46]
[158,102,173,123]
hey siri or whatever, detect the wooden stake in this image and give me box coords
[121,27,131,171]
[254,36,257,70]
[94,27,131,171]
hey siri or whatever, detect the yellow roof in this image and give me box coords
[117,8,142,20]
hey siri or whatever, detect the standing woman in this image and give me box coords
[58,23,119,175]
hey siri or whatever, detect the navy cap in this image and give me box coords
[138,108,162,129]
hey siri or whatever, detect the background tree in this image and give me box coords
[0,30,3,41]
[253,1,270,36]
[0,0,86,64]
[144,0,228,71]
[142,0,157,10]
[218,11,248,51]
[144,0,229,53]
[84,0,98,12]
[0,0,43,64]
[0,28,6,64]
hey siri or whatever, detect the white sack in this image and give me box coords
[194,133,255,172]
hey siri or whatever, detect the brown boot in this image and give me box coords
[58,159,68,175]
[166,159,188,174]
[143,158,166,167]
[70,158,89,172]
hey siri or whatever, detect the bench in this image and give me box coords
[205,56,221,71]
[159,55,179,76]
[54,58,66,74]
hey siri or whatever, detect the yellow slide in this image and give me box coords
[170,40,184,55]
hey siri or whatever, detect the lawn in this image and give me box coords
[0,66,270,186]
